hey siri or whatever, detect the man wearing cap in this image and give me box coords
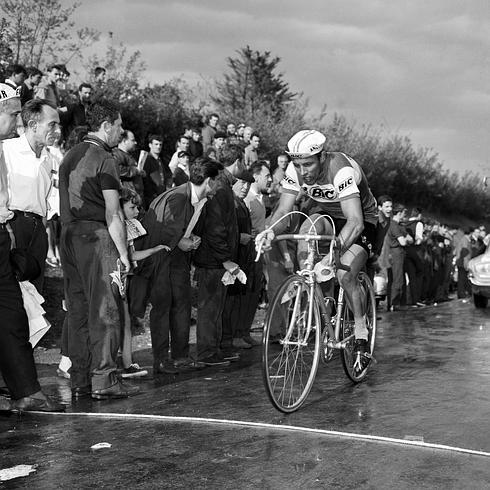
[205,131,226,162]
[0,83,63,412]
[256,129,378,372]
[189,128,203,161]
[172,151,191,186]
[3,99,61,293]
[193,145,243,366]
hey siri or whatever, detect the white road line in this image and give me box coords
[31,411,490,458]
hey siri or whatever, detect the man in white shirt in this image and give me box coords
[0,83,63,412]
[168,135,190,174]
[3,99,60,292]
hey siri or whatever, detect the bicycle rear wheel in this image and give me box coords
[262,275,321,412]
[340,272,377,383]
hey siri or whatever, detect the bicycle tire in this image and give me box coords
[340,272,377,383]
[262,274,322,412]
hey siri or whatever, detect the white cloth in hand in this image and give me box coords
[221,269,247,285]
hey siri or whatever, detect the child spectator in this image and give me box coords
[119,188,168,377]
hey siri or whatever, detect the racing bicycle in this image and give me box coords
[256,212,377,413]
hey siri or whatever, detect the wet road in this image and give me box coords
[2,298,490,488]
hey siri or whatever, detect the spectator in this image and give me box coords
[269,153,290,209]
[35,64,64,109]
[242,160,272,345]
[94,66,107,87]
[386,204,413,311]
[3,99,61,293]
[119,188,165,378]
[405,207,425,306]
[193,144,243,366]
[59,99,139,400]
[453,226,472,298]
[242,126,253,148]
[236,123,246,140]
[189,128,203,161]
[226,122,238,145]
[61,83,92,140]
[244,132,260,168]
[4,64,27,89]
[205,130,226,162]
[142,134,168,208]
[137,157,222,373]
[222,169,255,349]
[0,83,63,412]
[201,113,219,152]
[173,151,191,186]
[113,129,144,199]
[168,135,190,174]
[20,67,42,106]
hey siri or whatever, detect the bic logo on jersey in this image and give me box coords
[303,184,338,201]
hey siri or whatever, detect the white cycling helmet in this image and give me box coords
[286,129,326,159]
[0,83,21,101]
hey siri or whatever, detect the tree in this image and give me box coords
[0,0,99,68]
[212,46,297,122]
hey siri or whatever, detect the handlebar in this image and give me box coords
[275,234,335,242]
[255,232,351,272]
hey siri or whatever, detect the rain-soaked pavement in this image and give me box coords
[2,297,490,488]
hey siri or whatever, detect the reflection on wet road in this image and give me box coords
[2,298,490,487]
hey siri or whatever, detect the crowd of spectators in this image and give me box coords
[0,61,488,411]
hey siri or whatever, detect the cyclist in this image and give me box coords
[256,129,378,371]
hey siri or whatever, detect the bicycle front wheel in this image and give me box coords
[262,275,322,413]
[340,272,377,383]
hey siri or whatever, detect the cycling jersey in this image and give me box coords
[281,151,378,224]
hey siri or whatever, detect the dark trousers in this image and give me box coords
[404,247,423,304]
[0,227,40,399]
[390,247,406,307]
[149,252,191,362]
[60,222,123,391]
[222,293,246,344]
[457,266,471,298]
[9,213,48,293]
[241,261,263,335]
[196,267,227,360]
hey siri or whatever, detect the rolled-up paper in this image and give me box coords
[137,150,148,171]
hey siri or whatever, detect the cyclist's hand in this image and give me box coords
[255,228,275,253]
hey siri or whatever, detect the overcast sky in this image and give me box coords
[75,0,489,175]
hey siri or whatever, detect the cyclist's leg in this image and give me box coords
[337,245,369,340]
[297,213,333,268]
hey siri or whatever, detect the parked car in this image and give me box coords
[467,246,490,308]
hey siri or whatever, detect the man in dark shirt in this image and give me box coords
[136,158,222,373]
[61,82,92,140]
[20,67,42,106]
[386,203,413,311]
[193,145,243,366]
[59,99,139,400]
[188,128,203,161]
[113,129,144,200]
[142,134,170,208]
